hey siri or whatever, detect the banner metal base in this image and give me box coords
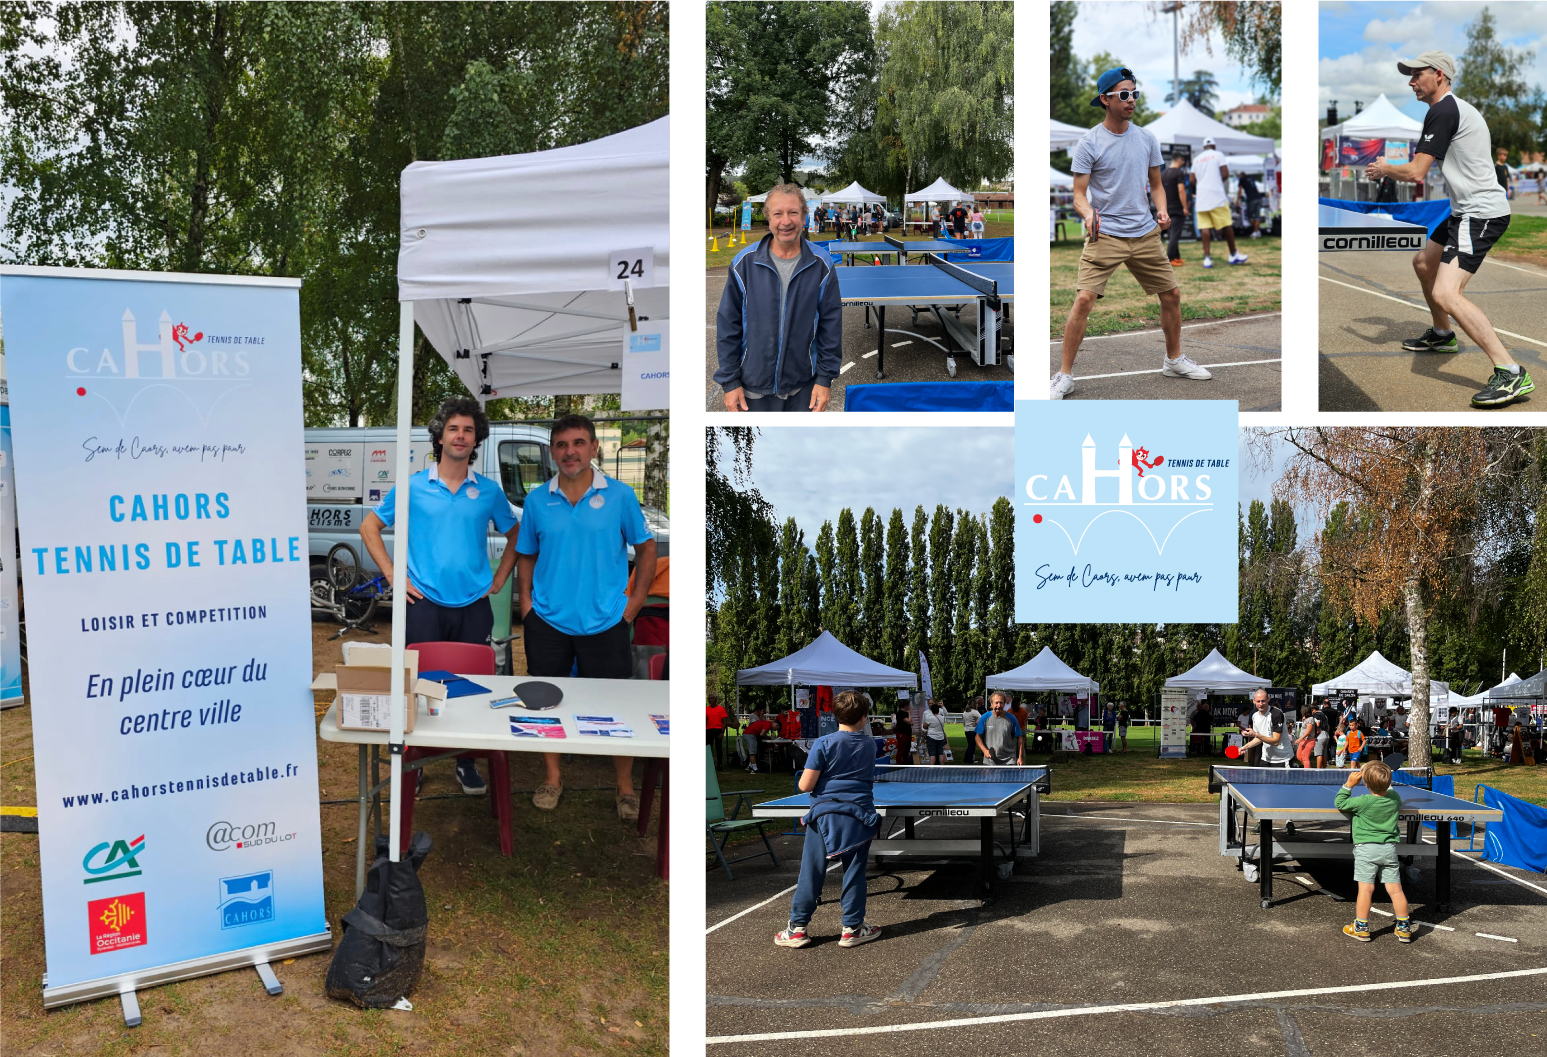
[43,928,332,1016]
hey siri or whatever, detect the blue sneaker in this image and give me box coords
[455,759,487,795]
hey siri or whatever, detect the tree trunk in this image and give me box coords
[707,153,727,228]
[643,417,668,511]
[1404,438,1438,769]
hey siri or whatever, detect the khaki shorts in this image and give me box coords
[1197,205,1234,230]
[1353,842,1402,884]
[1076,226,1179,297]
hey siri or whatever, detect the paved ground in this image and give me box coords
[1319,250,1547,412]
[705,799,1547,1056]
[705,270,1015,412]
[1048,313,1282,410]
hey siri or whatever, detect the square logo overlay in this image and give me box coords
[1015,401,1238,623]
[87,891,148,955]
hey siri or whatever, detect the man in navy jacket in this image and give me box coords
[715,182,843,412]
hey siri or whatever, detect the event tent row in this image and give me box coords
[1319,93,1421,142]
[1049,99,1275,157]
[1312,650,1450,706]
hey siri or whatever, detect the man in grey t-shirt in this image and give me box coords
[1052,67,1211,400]
[1366,50,1534,409]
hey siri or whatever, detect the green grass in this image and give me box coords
[1494,213,1547,264]
[1050,232,1281,337]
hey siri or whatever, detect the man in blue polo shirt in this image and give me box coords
[516,413,656,820]
[360,396,519,795]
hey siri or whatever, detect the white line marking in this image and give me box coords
[1478,256,1547,277]
[863,351,879,358]
[1476,933,1519,943]
[1421,835,1547,896]
[840,362,855,374]
[1319,275,1547,348]
[889,341,911,347]
[705,863,841,936]
[1048,312,1282,343]
[1042,813,1215,827]
[1369,907,1394,917]
[1073,358,1281,381]
[706,967,1547,1044]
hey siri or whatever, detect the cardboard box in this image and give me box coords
[311,648,446,732]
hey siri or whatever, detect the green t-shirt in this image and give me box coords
[1334,785,1402,844]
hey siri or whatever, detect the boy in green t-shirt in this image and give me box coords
[1334,761,1413,942]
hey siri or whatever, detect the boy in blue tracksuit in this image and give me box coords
[715,182,843,413]
[775,690,883,948]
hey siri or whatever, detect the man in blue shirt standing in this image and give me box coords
[361,396,520,795]
[516,414,657,820]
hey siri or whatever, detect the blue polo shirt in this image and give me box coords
[373,463,518,608]
[516,469,652,636]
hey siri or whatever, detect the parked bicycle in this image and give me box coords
[311,542,391,639]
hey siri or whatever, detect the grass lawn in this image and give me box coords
[706,220,1016,271]
[2,619,667,1057]
[1049,231,1281,338]
[710,722,1546,857]
[1493,213,1547,267]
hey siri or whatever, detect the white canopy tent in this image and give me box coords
[1490,669,1546,702]
[1223,153,1268,174]
[1144,98,1275,155]
[398,116,669,401]
[1050,166,1075,189]
[383,117,670,862]
[1164,649,1270,693]
[1312,650,1449,705]
[1051,118,1089,152]
[905,175,973,204]
[987,646,1098,693]
[1320,94,1422,142]
[821,180,887,204]
[736,630,918,689]
[1448,673,1521,708]
[746,186,824,204]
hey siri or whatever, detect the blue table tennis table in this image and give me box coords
[752,764,1049,903]
[1210,766,1502,909]
[825,238,959,267]
[835,255,1014,379]
[1318,204,1430,252]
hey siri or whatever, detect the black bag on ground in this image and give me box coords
[325,831,432,1008]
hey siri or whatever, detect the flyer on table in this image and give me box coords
[1,270,326,992]
[1015,400,1239,624]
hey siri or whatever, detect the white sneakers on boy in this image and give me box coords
[1161,354,1213,380]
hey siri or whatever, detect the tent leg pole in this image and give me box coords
[387,299,416,865]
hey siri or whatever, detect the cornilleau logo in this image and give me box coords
[1320,231,1425,252]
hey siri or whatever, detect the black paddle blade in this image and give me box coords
[1383,751,1406,770]
[514,680,564,711]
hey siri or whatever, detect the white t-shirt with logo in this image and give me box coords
[1252,707,1293,764]
[1191,150,1229,211]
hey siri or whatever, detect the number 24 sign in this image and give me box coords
[608,247,655,291]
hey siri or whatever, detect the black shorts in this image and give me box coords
[1437,213,1510,273]
[521,610,631,680]
[405,595,493,646]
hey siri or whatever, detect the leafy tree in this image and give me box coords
[815,519,838,632]
[1453,6,1542,157]
[927,505,956,700]
[1177,69,1220,114]
[1161,1,1280,95]
[883,509,910,670]
[833,508,861,645]
[707,428,771,601]
[1049,1,1088,127]
[858,507,885,661]
[776,517,808,658]
[907,506,930,670]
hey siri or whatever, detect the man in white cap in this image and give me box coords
[1190,136,1248,269]
[1366,50,1534,409]
[1053,66,1213,399]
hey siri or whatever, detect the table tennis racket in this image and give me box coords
[512,680,564,711]
[1224,744,1241,759]
[1383,751,1406,770]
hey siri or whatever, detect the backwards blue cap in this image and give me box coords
[1091,67,1137,107]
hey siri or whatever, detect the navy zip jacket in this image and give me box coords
[802,795,880,859]
[714,234,843,397]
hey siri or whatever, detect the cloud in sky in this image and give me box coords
[1319,2,1547,122]
[1072,0,1273,118]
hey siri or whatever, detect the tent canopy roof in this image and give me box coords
[1311,650,1449,703]
[986,646,1099,693]
[735,631,918,688]
[1050,118,1089,151]
[905,175,972,203]
[1164,649,1270,692]
[821,180,887,204]
[1490,669,1546,701]
[746,186,823,203]
[1050,166,1075,188]
[396,116,669,400]
[1144,98,1275,154]
[1320,94,1422,141]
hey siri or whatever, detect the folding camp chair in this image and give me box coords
[706,747,779,880]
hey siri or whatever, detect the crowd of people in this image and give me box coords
[802,200,992,241]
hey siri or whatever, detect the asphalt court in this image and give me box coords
[1319,250,1547,412]
[706,801,1547,1056]
[1048,313,1282,410]
[705,270,1014,412]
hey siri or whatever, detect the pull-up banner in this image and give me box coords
[0,267,328,1008]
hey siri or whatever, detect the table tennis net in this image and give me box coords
[1210,766,1432,790]
[874,765,1048,785]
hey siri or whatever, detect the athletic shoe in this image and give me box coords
[1342,923,1372,942]
[616,791,640,822]
[1394,921,1414,943]
[1202,255,1213,269]
[532,782,563,810]
[1228,253,1249,265]
[456,759,487,795]
[775,923,812,948]
[839,922,883,948]
[1161,354,1213,380]
[1050,372,1074,400]
[1170,258,1186,267]
[1250,231,1262,239]
[1401,327,1459,353]
[1471,366,1535,408]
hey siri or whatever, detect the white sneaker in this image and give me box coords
[1229,252,1249,265]
[1202,255,1213,269]
[1161,354,1213,380]
[1250,231,1262,239]
[1050,372,1074,400]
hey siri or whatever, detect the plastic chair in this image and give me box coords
[706,746,778,880]
[398,641,512,857]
